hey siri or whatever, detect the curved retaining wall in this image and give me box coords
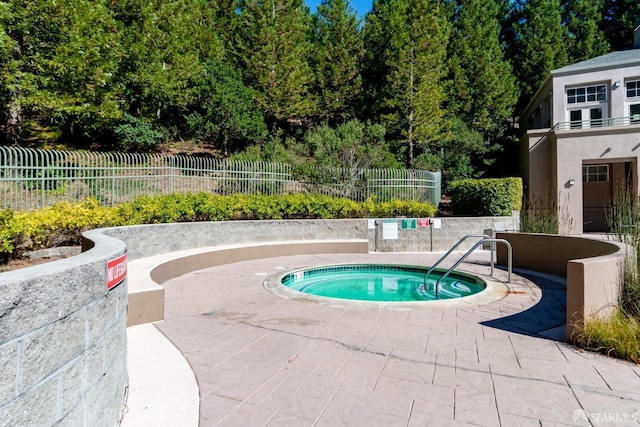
[496,232,626,340]
[0,229,128,426]
[0,214,519,426]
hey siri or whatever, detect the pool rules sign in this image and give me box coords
[106,253,127,290]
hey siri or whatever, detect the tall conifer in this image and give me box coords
[363,0,450,167]
[312,0,363,125]
[512,0,569,113]
[448,0,518,141]
[236,0,316,130]
[563,0,610,62]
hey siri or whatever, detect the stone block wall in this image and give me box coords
[0,230,128,426]
[105,216,517,261]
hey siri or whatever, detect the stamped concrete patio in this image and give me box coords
[149,251,640,426]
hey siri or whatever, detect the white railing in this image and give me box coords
[529,115,640,153]
[0,147,441,211]
[553,115,640,131]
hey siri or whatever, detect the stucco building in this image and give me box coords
[519,28,640,234]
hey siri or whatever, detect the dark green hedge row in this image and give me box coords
[449,177,522,216]
[1,193,436,262]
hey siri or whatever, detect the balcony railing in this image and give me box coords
[553,115,640,131]
[529,115,640,153]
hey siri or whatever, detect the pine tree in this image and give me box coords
[448,0,518,141]
[311,0,364,124]
[603,0,640,50]
[0,1,17,142]
[512,0,569,113]
[114,0,224,123]
[563,0,610,62]
[236,0,316,130]
[363,0,450,168]
[2,0,124,143]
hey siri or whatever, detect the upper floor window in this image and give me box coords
[567,85,607,104]
[627,80,640,98]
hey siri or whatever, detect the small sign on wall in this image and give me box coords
[106,253,127,291]
[401,219,417,229]
[382,219,398,239]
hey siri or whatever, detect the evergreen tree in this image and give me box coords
[511,0,569,114]
[448,0,518,141]
[363,0,450,168]
[304,119,400,170]
[114,0,224,127]
[311,0,364,125]
[236,0,316,131]
[187,61,267,155]
[603,0,640,50]
[0,1,17,143]
[2,0,124,144]
[563,0,610,62]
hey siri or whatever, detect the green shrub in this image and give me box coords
[367,198,436,218]
[1,193,436,262]
[0,200,120,258]
[113,114,165,152]
[449,177,522,216]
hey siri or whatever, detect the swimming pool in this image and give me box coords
[279,264,485,302]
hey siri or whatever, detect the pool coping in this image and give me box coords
[263,262,510,310]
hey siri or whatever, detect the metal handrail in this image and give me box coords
[554,115,640,131]
[423,234,513,299]
[528,115,640,154]
[424,234,492,281]
[433,238,512,299]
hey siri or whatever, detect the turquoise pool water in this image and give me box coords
[281,264,485,301]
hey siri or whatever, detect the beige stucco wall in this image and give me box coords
[552,64,640,123]
[520,58,640,235]
[554,126,640,234]
[496,232,625,340]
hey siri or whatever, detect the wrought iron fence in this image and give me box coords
[0,146,441,211]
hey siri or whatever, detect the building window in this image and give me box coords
[631,104,640,123]
[570,110,582,128]
[567,85,607,104]
[590,108,603,126]
[627,80,640,98]
[582,164,609,182]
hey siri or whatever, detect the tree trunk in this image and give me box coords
[4,101,22,144]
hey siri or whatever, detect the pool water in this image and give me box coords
[281,264,485,301]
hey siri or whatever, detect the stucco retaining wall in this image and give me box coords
[0,229,128,426]
[496,232,626,340]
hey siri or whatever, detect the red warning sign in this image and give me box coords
[106,253,127,290]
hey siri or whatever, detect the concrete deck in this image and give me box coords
[127,251,640,426]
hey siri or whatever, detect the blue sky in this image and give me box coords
[305,0,372,20]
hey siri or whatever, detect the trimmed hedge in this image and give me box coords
[0,193,436,261]
[449,177,522,216]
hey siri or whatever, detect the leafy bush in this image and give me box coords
[0,200,120,258]
[449,177,522,216]
[0,193,436,262]
[113,114,165,152]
